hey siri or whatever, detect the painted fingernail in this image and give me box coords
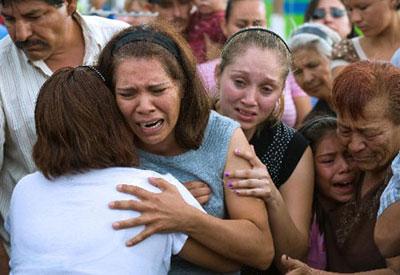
[224,171,230,177]
[227,181,233,188]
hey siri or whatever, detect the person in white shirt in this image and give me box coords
[6,66,238,274]
[0,0,128,260]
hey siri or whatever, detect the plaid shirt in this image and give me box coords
[378,152,400,216]
[0,13,128,245]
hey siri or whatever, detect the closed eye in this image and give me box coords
[358,5,369,11]
[149,84,169,95]
[2,15,15,23]
[364,132,379,140]
[235,21,248,29]
[234,78,246,88]
[252,20,264,27]
[27,15,41,20]
[260,86,273,95]
[306,62,319,69]
[116,89,137,98]
[338,129,351,137]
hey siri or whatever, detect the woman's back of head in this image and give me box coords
[33,66,138,179]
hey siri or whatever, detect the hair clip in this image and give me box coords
[82,65,106,82]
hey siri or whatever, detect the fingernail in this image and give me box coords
[224,171,230,177]
[108,202,115,208]
[126,240,133,246]
[227,181,233,188]
[117,184,123,191]
[234,148,240,154]
[112,222,120,229]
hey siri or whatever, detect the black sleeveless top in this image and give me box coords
[250,121,309,189]
[242,122,309,275]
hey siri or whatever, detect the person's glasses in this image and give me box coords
[312,7,346,20]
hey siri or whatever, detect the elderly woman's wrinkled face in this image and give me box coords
[310,0,351,39]
[315,132,358,203]
[115,57,182,155]
[292,47,332,101]
[337,96,400,172]
[343,0,396,37]
[218,46,284,139]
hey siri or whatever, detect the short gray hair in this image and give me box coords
[288,22,341,57]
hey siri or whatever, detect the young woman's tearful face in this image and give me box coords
[115,57,182,155]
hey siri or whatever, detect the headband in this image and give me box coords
[79,65,106,82]
[292,26,332,46]
[224,27,291,53]
[112,27,182,63]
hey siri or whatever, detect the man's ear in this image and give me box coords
[65,0,78,16]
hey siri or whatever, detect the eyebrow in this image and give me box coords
[358,127,379,134]
[316,152,336,158]
[337,123,350,128]
[1,8,42,17]
[117,81,170,90]
[234,69,280,83]
[0,10,11,17]
[24,9,43,16]
[235,19,250,23]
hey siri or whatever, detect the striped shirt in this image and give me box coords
[0,13,128,244]
[378,152,400,216]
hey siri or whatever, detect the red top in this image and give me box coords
[187,10,226,63]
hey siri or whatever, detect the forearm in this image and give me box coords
[178,238,241,273]
[282,255,397,275]
[375,202,400,258]
[181,208,274,270]
[266,194,309,261]
[268,148,313,265]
